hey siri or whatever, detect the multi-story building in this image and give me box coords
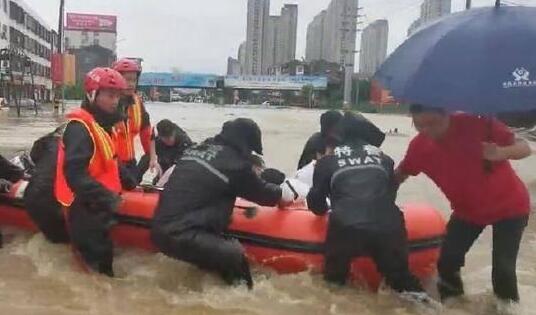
[260,4,298,74]
[227,57,241,75]
[305,10,325,62]
[408,0,451,36]
[275,4,297,66]
[0,0,56,102]
[242,0,297,75]
[359,19,388,77]
[0,2,8,50]
[64,13,117,84]
[306,0,358,70]
[70,44,115,85]
[407,18,423,37]
[244,0,269,75]
[422,0,451,21]
[238,41,246,74]
[261,15,279,74]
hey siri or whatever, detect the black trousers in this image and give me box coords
[137,154,152,184]
[151,225,252,287]
[324,222,423,292]
[0,154,24,182]
[67,198,115,277]
[119,159,140,190]
[24,159,69,244]
[24,183,69,244]
[437,215,528,302]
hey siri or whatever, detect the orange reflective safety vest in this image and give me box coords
[115,94,145,162]
[55,109,121,207]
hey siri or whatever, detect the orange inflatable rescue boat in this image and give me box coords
[0,181,446,290]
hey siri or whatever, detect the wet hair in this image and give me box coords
[314,137,330,156]
[156,119,177,138]
[330,112,385,147]
[217,118,263,156]
[409,104,446,115]
[250,154,265,169]
[261,168,286,185]
[320,110,343,136]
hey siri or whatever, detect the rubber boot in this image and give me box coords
[221,255,253,290]
[438,271,464,302]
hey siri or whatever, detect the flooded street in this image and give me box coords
[0,102,536,315]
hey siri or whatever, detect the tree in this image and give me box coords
[302,84,314,108]
[64,83,84,100]
[358,80,371,103]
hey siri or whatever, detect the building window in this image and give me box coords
[82,30,87,36]
[93,39,99,46]
[94,31,99,37]
[9,1,16,20]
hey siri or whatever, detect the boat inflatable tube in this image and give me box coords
[0,180,446,290]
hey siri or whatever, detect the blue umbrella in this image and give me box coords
[374,5,536,113]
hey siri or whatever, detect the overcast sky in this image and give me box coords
[25,0,535,74]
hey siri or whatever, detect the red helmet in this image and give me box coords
[84,67,128,95]
[112,58,142,74]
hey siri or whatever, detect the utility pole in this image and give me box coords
[341,1,363,110]
[58,0,65,112]
[354,64,360,106]
[58,0,64,54]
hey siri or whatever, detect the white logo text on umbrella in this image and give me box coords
[503,67,536,89]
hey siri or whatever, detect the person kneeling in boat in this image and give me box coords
[297,110,342,170]
[250,156,309,206]
[0,154,25,193]
[294,137,334,188]
[137,119,193,184]
[55,67,127,276]
[112,58,154,190]
[307,112,425,295]
[151,118,298,289]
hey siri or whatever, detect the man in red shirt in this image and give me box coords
[396,104,531,303]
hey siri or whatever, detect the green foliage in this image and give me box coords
[64,83,84,100]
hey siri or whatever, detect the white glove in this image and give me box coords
[280,180,298,205]
[156,165,176,188]
[281,178,308,205]
[0,179,11,193]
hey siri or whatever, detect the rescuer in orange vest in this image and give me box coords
[112,58,156,188]
[55,67,127,277]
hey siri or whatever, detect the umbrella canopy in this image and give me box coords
[375,6,536,114]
